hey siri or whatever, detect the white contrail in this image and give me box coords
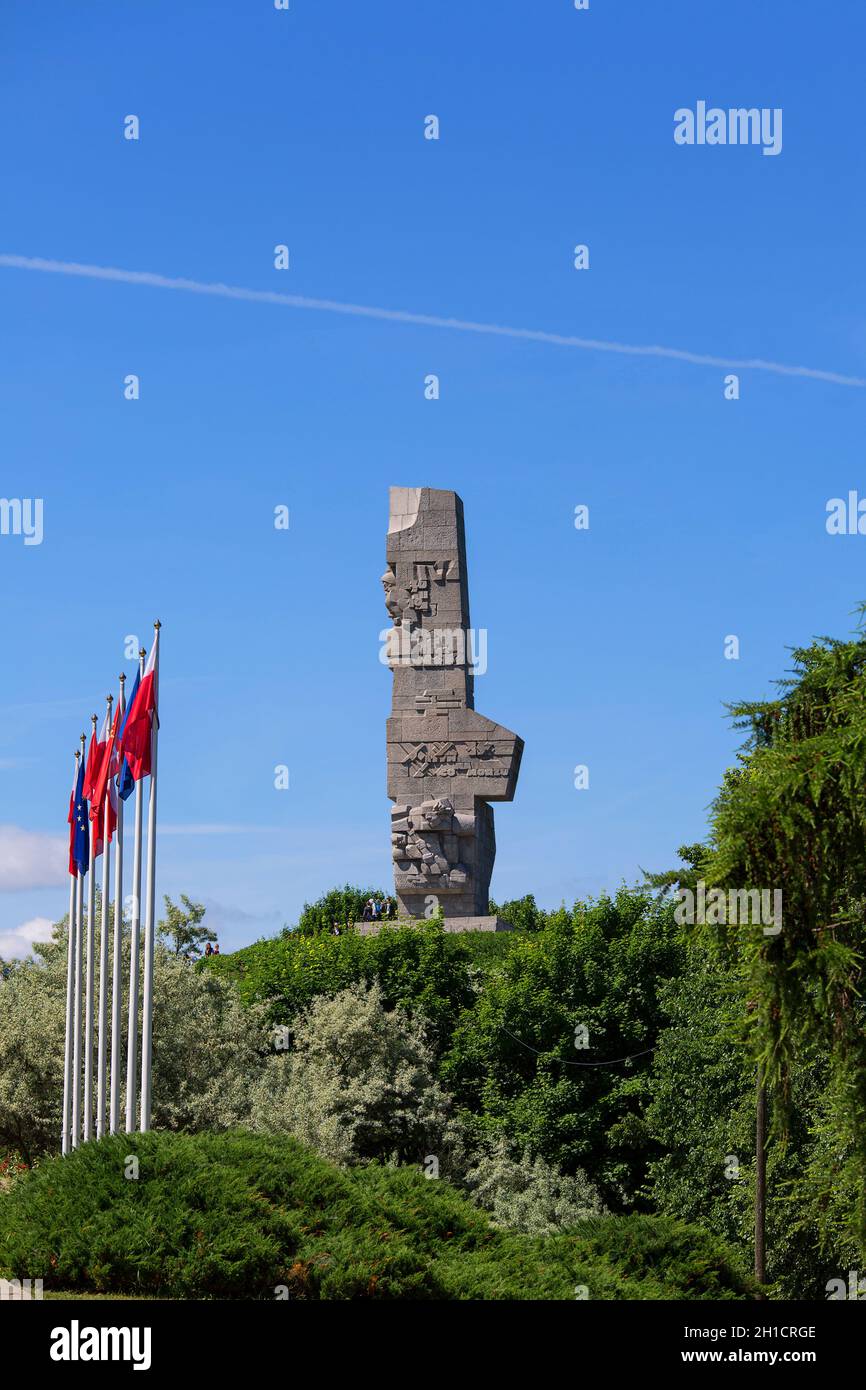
[2,252,863,388]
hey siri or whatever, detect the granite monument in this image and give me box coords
[382,487,523,931]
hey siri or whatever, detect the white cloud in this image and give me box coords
[0,825,67,890]
[0,915,55,959]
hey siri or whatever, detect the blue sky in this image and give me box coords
[2,0,865,955]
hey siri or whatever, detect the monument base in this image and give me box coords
[355,915,512,936]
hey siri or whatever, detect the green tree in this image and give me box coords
[701,616,866,1260]
[644,936,847,1297]
[249,981,462,1168]
[0,911,269,1160]
[489,893,544,932]
[205,921,476,1056]
[294,884,388,935]
[442,888,686,1210]
[158,894,215,960]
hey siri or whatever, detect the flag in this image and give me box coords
[72,760,90,876]
[116,668,139,801]
[91,706,119,852]
[108,738,120,820]
[119,634,158,781]
[67,765,78,876]
[90,710,111,856]
[82,727,101,801]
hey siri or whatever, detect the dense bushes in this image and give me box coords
[489,893,545,932]
[644,938,859,1299]
[0,924,268,1161]
[294,884,387,936]
[442,888,686,1209]
[0,1130,759,1300]
[205,920,479,1054]
[249,982,461,1168]
[206,890,685,1214]
[8,875,856,1296]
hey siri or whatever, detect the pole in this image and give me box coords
[140,621,160,1131]
[755,1073,767,1286]
[61,749,81,1156]
[71,732,86,1149]
[96,695,113,1139]
[110,672,126,1133]
[83,714,98,1142]
[125,649,146,1132]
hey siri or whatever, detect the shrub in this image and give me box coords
[464,1135,606,1235]
[295,884,387,936]
[0,1130,760,1300]
[489,893,545,932]
[0,917,270,1160]
[249,982,462,1169]
[205,921,476,1055]
[443,888,686,1208]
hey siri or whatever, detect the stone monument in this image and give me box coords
[381,487,523,931]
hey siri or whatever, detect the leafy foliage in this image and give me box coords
[294,884,388,936]
[205,921,477,1055]
[643,937,852,1298]
[489,893,545,932]
[442,888,686,1209]
[249,982,461,1168]
[157,894,215,960]
[0,913,269,1160]
[700,619,866,1254]
[463,1134,605,1235]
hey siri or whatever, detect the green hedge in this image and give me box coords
[0,1130,759,1300]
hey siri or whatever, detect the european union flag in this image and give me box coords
[117,668,139,802]
[72,759,90,876]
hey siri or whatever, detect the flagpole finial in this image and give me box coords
[75,748,81,763]
[119,672,126,685]
[91,713,98,728]
[106,693,113,708]
[153,619,161,631]
[139,647,146,659]
[80,733,87,749]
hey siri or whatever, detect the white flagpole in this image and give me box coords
[110,672,126,1134]
[125,648,146,1132]
[96,694,113,1140]
[84,712,97,1142]
[140,621,160,1132]
[61,749,81,1156]
[72,732,86,1149]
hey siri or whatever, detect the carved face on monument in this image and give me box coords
[381,567,401,622]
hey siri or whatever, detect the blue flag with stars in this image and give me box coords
[117,668,139,802]
[72,758,90,876]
